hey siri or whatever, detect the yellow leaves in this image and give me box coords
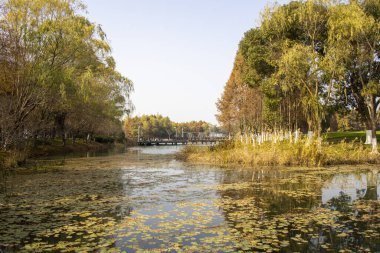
[328,3,374,42]
[59,82,67,100]
[361,80,380,97]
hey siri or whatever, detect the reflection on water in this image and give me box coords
[322,171,379,204]
[129,145,183,155]
[322,173,367,203]
[0,146,379,252]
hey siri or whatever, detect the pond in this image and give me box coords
[0,146,379,252]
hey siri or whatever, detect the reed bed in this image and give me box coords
[179,139,380,167]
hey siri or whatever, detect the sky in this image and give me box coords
[84,0,289,125]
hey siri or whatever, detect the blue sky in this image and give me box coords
[84,0,289,124]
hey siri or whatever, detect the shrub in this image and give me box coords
[94,136,115,144]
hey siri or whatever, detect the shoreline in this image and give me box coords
[29,142,125,158]
[0,142,126,170]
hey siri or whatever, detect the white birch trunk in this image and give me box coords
[365,130,372,145]
[372,137,378,153]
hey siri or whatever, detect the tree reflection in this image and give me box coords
[324,192,352,212]
[215,168,380,252]
[364,169,378,200]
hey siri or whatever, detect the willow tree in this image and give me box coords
[260,0,330,138]
[326,0,380,152]
[277,45,326,137]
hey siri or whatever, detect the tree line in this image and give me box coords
[217,0,380,152]
[0,0,133,150]
[124,114,221,142]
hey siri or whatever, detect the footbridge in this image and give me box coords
[137,138,226,146]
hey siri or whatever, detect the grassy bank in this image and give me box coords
[324,131,380,143]
[179,139,380,167]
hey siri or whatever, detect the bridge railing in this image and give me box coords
[137,136,228,146]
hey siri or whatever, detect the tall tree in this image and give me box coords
[326,0,380,152]
[216,52,263,134]
[0,0,133,150]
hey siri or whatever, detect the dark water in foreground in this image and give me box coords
[0,146,379,252]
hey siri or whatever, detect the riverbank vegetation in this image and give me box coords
[187,0,380,165]
[0,0,133,168]
[182,131,380,167]
[124,114,222,143]
[181,138,380,167]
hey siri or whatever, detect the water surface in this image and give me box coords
[0,146,379,252]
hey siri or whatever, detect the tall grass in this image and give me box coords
[180,139,380,167]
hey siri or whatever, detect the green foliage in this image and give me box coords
[0,0,133,150]
[94,136,116,144]
[324,131,380,142]
[218,0,380,154]
[124,114,217,142]
[124,115,174,140]
[324,0,380,151]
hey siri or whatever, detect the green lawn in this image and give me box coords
[323,131,380,142]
